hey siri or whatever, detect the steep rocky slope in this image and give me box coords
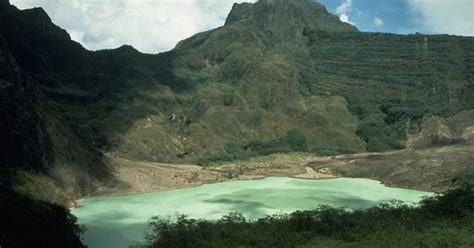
[0,1,113,204]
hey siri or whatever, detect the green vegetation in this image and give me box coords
[135,184,474,248]
[196,127,356,165]
[196,128,309,165]
[286,128,308,152]
[453,166,474,189]
[304,31,473,151]
[348,95,450,151]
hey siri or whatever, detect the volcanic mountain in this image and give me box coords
[0,0,473,203]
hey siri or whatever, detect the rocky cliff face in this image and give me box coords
[0,34,52,172]
[407,110,474,149]
[0,1,112,204]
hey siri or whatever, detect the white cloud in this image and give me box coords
[406,0,474,36]
[335,0,355,25]
[373,17,384,27]
[10,0,257,53]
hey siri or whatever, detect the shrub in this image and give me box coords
[286,128,308,152]
[135,186,474,248]
[196,128,308,165]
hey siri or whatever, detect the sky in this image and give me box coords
[10,0,474,54]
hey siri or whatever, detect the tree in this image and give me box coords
[453,165,474,189]
[286,128,308,152]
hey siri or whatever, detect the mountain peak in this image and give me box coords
[225,0,357,33]
[117,44,139,52]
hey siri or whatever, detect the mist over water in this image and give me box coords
[72,177,433,248]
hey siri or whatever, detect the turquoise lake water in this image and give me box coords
[72,177,433,248]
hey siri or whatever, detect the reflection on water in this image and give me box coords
[72,177,433,248]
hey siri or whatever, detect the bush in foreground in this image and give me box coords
[135,186,474,248]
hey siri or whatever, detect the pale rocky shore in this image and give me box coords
[93,140,472,199]
[94,153,333,197]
